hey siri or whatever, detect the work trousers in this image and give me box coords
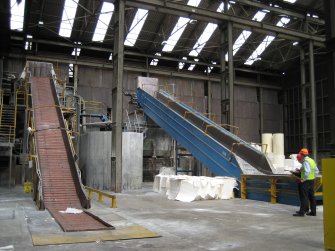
[299,179,316,214]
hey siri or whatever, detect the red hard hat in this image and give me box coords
[296,153,303,161]
[299,148,309,155]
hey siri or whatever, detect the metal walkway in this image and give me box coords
[31,76,113,232]
[137,88,274,180]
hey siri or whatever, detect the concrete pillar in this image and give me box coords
[112,0,125,192]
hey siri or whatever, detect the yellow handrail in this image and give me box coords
[204,124,239,136]
[65,120,76,158]
[85,186,117,208]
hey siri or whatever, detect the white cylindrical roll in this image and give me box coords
[273,133,284,155]
[261,133,273,154]
[273,154,285,167]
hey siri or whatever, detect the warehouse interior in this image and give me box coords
[0,0,334,250]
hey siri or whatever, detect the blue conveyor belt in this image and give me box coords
[137,88,274,180]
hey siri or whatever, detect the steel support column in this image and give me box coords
[324,0,335,155]
[207,80,212,119]
[258,74,264,135]
[228,22,234,126]
[219,24,227,124]
[309,41,317,160]
[300,47,307,147]
[112,0,125,192]
[0,58,3,89]
[74,64,78,93]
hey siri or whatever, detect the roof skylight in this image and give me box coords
[10,0,26,31]
[92,2,114,42]
[188,3,230,57]
[59,0,79,37]
[162,0,202,52]
[189,23,218,57]
[244,16,291,65]
[224,11,267,60]
[282,0,297,3]
[124,9,149,46]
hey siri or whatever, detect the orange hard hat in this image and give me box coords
[299,148,309,155]
[296,153,303,161]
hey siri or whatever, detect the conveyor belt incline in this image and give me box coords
[137,88,274,179]
[31,76,113,232]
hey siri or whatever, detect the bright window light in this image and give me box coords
[178,57,188,70]
[69,64,74,78]
[282,0,297,3]
[124,9,148,46]
[189,23,217,57]
[187,0,201,7]
[71,42,81,56]
[188,64,196,71]
[109,53,113,61]
[25,42,32,51]
[162,0,201,52]
[92,2,114,42]
[59,0,79,37]
[188,58,198,71]
[225,11,267,60]
[162,17,190,52]
[244,16,290,65]
[10,0,26,31]
[276,17,290,27]
[150,53,161,66]
[205,61,217,73]
[189,3,232,57]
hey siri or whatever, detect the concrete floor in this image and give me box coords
[0,183,324,251]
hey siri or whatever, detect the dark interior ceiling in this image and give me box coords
[2,0,326,76]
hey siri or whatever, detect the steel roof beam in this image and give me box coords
[234,0,325,25]
[125,0,325,47]
[9,52,282,89]
[11,36,282,76]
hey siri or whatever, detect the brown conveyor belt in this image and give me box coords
[31,77,113,232]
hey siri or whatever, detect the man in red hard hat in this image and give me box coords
[292,149,319,217]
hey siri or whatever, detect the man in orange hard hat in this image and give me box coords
[293,148,319,217]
